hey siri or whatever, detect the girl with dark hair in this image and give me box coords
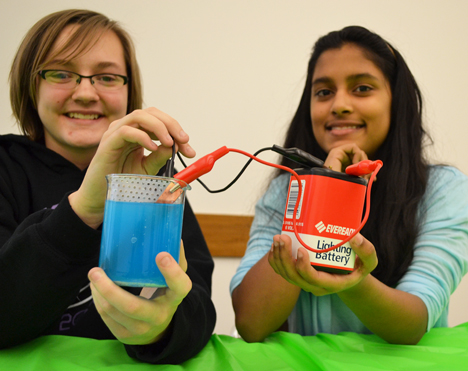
[230,26,468,345]
[0,9,216,364]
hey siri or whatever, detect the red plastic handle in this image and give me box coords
[174,146,229,184]
[345,160,383,176]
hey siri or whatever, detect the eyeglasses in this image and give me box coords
[38,70,128,91]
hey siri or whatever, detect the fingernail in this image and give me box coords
[166,134,174,144]
[161,256,171,267]
[353,234,363,246]
[186,144,195,156]
[179,129,188,138]
[279,240,285,248]
[90,270,101,282]
[271,241,278,252]
[297,249,303,259]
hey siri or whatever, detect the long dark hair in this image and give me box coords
[279,26,430,286]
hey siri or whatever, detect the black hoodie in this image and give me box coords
[0,134,216,364]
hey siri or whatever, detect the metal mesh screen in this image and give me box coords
[107,175,174,203]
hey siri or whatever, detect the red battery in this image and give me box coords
[281,168,367,274]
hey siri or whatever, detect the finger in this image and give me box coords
[109,109,173,147]
[324,143,368,172]
[276,235,305,283]
[102,124,159,155]
[349,233,378,274]
[92,293,133,338]
[347,145,368,164]
[88,268,145,319]
[144,107,185,142]
[90,268,165,337]
[324,156,346,172]
[91,284,132,332]
[106,126,175,175]
[144,107,196,158]
[156,252,192,305]
[89,269,140,332]
[270,236,291,279]
[106,109,195,160]
[93,292,156,345]
[179,241,188,273]
[140,144,174,175]
[268,239,281,274]
[294,248,330,295]
[324,146,353,172]
[108,109,189,157]
[294,247,315,277]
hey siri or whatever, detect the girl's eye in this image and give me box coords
[354,85,372,93]
[97,75,117,83]
[50,71,73,80]
[316,89,332,97]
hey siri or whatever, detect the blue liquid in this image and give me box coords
[99,200,184,287]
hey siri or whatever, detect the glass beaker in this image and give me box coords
[99,174,190,287]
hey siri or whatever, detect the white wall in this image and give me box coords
[1,0,467,335]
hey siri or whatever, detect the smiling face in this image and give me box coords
[36,25,128,168]
[310,43,392,158]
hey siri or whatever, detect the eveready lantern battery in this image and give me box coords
[281,167,367,274]
[167,144,380,274]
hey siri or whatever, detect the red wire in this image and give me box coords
[226,148,382,254]
[226,148,303,190]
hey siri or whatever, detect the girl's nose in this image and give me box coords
[331,91,353,116]
[71,78,100,104]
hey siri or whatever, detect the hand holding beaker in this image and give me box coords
[69,107,195,230]
[89,242,191,345]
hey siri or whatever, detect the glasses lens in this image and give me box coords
[93,74,126,90]
[44,70,77,86]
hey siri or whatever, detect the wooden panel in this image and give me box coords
[195,214,253,257]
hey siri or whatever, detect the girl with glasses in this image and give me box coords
[0,9,215,364]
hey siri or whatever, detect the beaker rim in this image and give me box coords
[105,173,191,191]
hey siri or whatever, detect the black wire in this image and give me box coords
[176,147,274,193]
[162,141,176,177]
[168,143,176,177]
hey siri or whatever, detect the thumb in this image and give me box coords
[350,233,378,274]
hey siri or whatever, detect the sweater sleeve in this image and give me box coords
[124,200,216,364]
[0,194,102,348]
[230,174,289,294]
[396,166,468,330]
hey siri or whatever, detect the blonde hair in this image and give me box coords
[9,9,142,142]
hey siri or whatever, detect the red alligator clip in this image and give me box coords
[345,160,383,176]
[174,146,229,184]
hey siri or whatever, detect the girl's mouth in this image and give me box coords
[326,123,365,135]
[67,113,101,120]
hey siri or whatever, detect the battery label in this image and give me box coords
[285,180,305,219]
[283,231,355,270]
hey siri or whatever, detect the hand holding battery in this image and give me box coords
[268,232,378,295]
[323,143,369,173]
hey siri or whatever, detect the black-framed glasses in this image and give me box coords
[39,70,128,91]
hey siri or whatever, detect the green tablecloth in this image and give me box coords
[2,323,468,370]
